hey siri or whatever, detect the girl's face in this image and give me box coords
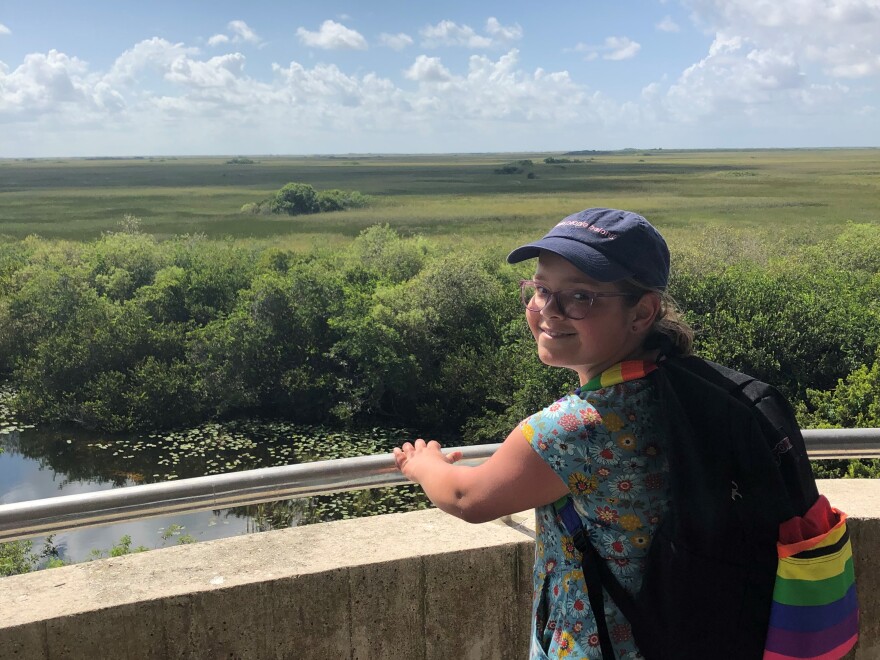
[527,251,650,385]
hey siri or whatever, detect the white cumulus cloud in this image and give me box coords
[296,20,368,50]
[421,20,491,48]
[106,38,201,85]
[485,17,523,42]
[664,32,806,120]
[0,49,125,118]
[684,0,880,79]
[379,32,413,50]
[0,23,11,36]
[208,20,261,47]
[628,0,880,140]
[657,16,680,32]
[165,53,247,89]
[404,55,453,82]
[398,49,594,126]
[575,37,641,61]
[604,37,641,60]
[228,20,260,44]
[420,17,521,48]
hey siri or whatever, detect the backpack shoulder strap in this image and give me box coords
[663,356,819,517]
[555,497,665,659]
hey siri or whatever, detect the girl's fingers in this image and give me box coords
[445,450,464,463]
[392,447,405,466]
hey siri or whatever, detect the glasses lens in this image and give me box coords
[521,283,543,311]
[520,282,598,319]
[557,291,592,320]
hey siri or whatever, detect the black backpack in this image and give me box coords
[559,355,821,660]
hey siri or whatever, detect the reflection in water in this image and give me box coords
[1,427,252,563]
[1,420,432,566]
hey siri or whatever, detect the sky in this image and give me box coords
[0,0,878,157]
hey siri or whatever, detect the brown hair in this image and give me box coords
[618,278,694,357]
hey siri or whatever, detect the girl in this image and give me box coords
[393,208,693,659]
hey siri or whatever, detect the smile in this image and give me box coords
[541,328,575,339]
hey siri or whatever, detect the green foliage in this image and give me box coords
[800,348,880,429]
[110,535,147,557]
[271,182,319,216]
[0,540,37,576]
[494,159,535,174]
[347,224,428,283]
[811,459,880,479]
[262,182,371,216]
[3,229,258,430]
[315,189,370,212]
[88,534,149,560]
[543,157,583,164]
[671,228,880,402]
[1,222,878,441]
[159,524,196,545]
[0,535,64,576]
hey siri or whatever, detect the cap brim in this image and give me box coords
[506,237,632,283]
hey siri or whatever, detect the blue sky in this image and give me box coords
[1,1,878,157]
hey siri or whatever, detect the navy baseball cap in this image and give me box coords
[507,208,670,289]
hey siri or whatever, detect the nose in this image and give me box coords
[540,292,565,319]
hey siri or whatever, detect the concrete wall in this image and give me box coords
[0,479,877,659]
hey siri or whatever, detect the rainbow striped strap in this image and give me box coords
[764,496,859,659]
[577,360,657,394]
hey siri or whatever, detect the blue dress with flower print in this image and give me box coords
[521,375,671,659]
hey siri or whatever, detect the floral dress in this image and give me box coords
[521,362,671,659]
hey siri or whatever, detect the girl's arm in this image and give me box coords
[393,427,570,524]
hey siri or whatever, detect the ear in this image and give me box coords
[630,292,661,333]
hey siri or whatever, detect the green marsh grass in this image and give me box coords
[0,149,877,244]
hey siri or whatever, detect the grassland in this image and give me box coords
[1,149,878,250]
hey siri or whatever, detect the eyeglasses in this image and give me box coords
[519,279,636,320]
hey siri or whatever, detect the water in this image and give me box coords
[0,418,428,567]
[1,427,252,563]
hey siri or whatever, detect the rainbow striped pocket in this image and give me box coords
[764,495,859,660]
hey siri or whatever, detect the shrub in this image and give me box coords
[0,540,37,577]
[801,348,880,429]
[543,157,582,164]
[270,183,319,216]
[264,183,370,216]
[347,225,428,284]
[315,189,371,212]
[671,252,880,402]
[315,189,346,212]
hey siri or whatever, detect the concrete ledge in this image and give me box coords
[1,480,879,659]
[816,480,880,660]
[0,509,534,659]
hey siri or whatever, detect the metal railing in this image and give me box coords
[1,429,879,544]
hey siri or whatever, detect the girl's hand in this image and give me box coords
[393,439,463,483]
